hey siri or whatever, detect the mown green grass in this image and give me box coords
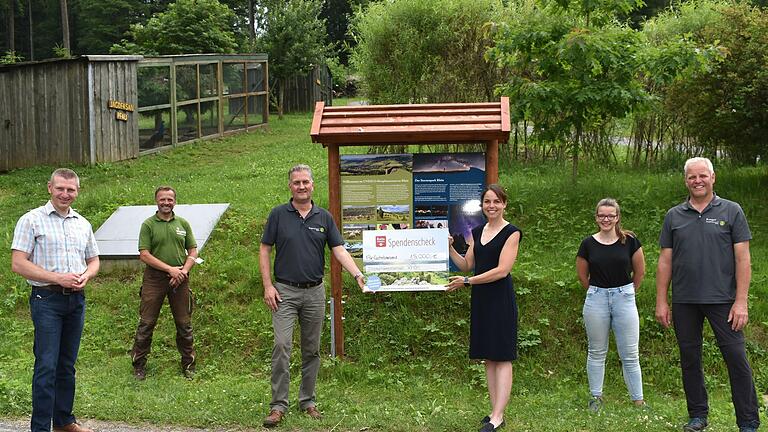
[0,110,766,431]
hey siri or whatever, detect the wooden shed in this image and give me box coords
[0,55,142,172]
[280,64,333,113]
[310,98,511,357]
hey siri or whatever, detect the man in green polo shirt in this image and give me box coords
[131,186,198,380]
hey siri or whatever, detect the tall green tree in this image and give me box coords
[489,0,710,175]
[321,0,370,65]
[489,0,648,176]
[111,0,238,55]
[641,0,768,164]
[73,0,142,54]
[256,0,330,118]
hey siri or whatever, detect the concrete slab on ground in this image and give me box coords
[94,204,229,268]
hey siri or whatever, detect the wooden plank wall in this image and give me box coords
[0,58,140,172]
[0,60,90,171]
[282,64,333,113]
[90,61,139,162]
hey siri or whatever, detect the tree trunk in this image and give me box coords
[28,0,34,60]
[248,0,255,44]
[7,0,15,52]
[60,0,70,51]
[278,79,284,120]
[572,124,581,179]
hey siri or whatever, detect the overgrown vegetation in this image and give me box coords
[349,0,767,172]
[350,0,504,104]
[254,0,331,118]
[634,0,768,165]
[0,111,766,430]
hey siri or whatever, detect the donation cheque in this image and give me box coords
[362,228,449,292]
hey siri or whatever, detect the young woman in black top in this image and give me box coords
[576,198,646,411]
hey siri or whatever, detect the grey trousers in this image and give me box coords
[270,282,325,412]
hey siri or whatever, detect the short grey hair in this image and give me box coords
[50,168,80,187]
[684,157,714,175]
[288,164,313,182]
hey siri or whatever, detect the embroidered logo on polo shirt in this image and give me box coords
[307,226,325,233]
[704,218,721,225]
[176,227,187,236]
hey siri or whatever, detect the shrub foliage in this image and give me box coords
[350,0,504,104]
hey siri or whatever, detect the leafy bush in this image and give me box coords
[640,0,768,164]
[350,0,504,104]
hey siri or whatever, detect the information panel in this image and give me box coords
[362,228,449,292]
[340,152,486,290]
[340,154,413,262]
[413,153,486,268]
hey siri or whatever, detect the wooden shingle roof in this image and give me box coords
[311,98,510,146]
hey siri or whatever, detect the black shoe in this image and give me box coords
[133,367,145,381]
[481,416,490,424]
[683,417,708,432]
[479,420,505,431]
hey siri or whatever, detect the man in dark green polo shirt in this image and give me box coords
[131,186,198,380]
[655,157,759,432]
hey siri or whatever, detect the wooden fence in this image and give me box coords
[1,54,270,172]
[280,64,333,113]
[0,55,141,172]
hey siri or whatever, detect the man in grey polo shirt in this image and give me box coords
[655,157,759,432]
[260,164,365,428]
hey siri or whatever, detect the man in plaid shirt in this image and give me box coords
[11,168,100,432]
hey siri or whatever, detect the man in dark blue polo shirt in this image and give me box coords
[260,164,365,428]
[656,157,759,432]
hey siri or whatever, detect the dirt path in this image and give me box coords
[0,419,260,432]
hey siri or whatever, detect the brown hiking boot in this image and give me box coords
[263,409,284,428]
[53,422,94,432]
[305,406,322,419]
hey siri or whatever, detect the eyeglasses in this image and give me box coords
[596,215,617,221]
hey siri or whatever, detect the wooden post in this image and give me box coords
[196,64,202,139]
[327,143,344,358]
[263,61,270,125]
[170,64,178,147]
[217,60,224,136]
[486,139,499,184]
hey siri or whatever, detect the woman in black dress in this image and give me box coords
[447,184,522,432]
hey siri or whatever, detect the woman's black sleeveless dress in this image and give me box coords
[469,223,521,361]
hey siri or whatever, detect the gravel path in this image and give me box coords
[0,419,260,431]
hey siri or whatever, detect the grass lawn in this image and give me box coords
[0,109,766,431]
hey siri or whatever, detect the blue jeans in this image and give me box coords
[582,284,643,401]
[29,288,85,432]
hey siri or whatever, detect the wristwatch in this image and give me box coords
[354,273,364,281]
[463,276,471,287]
